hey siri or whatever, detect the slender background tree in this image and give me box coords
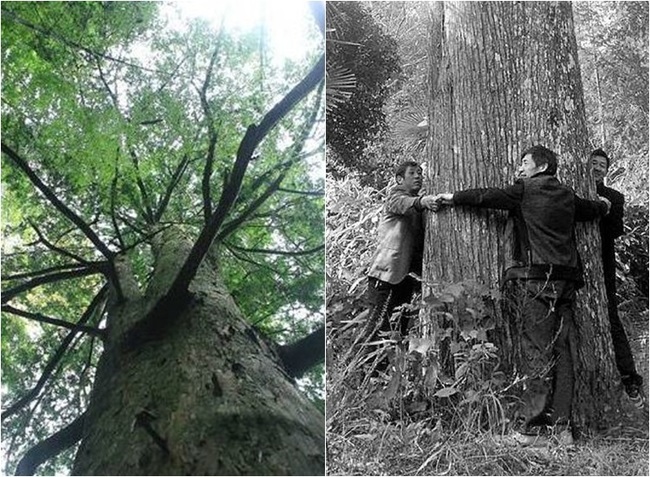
[1,1,325,475]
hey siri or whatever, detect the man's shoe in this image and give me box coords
[511,424,574,448]
[511,431,541,447]
[622,375,645,410]
[626,385,645,410]
[552,427,574,446]
[511,425,549,447]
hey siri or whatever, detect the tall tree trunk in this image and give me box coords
[423,1,621,433]
[72,228,324,475]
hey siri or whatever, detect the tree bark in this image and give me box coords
[71,229,324,475]
[592,54,607,145]
[424,1,621,433]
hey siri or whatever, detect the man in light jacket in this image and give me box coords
[367,161,438,339]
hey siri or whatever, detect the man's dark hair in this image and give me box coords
[590,148,610,168]
[521,145,558,176]
[395,161,421,178]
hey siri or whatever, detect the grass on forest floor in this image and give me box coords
[327,422,649,476]
[327,307,650,476]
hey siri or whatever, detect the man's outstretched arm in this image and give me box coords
[434,182,524,210]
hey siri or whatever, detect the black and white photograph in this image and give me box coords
[325,1,649,475]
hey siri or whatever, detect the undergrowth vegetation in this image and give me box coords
[326,175,649,476]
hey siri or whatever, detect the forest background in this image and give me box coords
[326,1,649,475]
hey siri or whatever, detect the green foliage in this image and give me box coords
[2,2,323,474]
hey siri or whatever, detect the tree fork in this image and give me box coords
[72,269,325,475]
[140,54,325,336]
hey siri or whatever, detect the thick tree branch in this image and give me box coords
[119,55,324,351]
[167,55,324,300]
[1,288,107,421]
[277,326,325,379]
[14,413,85,476]
[2,267,103,304]
[1,143,114,260]
[2,305,105,338]
[201,132,218,222]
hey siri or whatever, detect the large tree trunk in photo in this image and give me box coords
[71,228,324,475]
[423,1,621,433]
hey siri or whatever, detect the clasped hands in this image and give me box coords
[420,193,454,212]
[597,195,611,215]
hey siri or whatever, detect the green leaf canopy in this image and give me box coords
[1,2,324,474]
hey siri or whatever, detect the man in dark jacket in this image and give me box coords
[367,161,438,339]
[590,148,644,408]
[434,145,610,444]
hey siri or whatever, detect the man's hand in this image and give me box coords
[420,195,440,211]
[598,195,611,215]
[434,193,454,206]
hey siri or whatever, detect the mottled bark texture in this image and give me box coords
[71,228,324,475]
[424,1,622,432]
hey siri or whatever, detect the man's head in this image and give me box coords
[518,145,558,178]
[590,148,610,184]
[395,161,423,194]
